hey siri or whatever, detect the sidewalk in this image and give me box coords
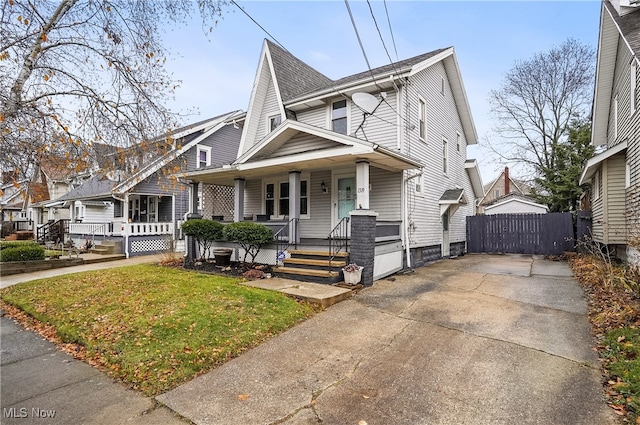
[0,254,164,289]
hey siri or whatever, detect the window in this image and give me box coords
[632,62,637,116]
[265,183,275,216]
[300,180,308,215]
[494,189,501,199]
[197,146,211,168]
[441,76,445,95]
[269,114,281,132]
[614,94,618,140]
[279,182,289,216]
[456,132,461,152]
[331,100,348,134]
[264,179,309,218]
[442,137,448,175]
[414,173,423,196]
[418,97,426,141]
[593,170,601,200]
[626,161,631,189]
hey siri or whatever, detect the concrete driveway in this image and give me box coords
[158,254,617,425]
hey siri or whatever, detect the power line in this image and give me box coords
[383,0,399,62]
[230,0,289,53]
[366,0,399,75]
[344,0,382,91]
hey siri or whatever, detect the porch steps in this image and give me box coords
[274,249,349,284]
[89,240,122,255]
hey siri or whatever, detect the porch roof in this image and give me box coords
[579,140,627,185]
[183,120,422,186]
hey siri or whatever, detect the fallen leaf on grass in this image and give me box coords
[238,394,249,401]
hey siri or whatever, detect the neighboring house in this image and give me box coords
[0,176,31,237]
[483,193,549,215]
[478,166,535,214]
[53,111,244,256]
[181,39,484,281]
[579,0,640,264]
[29,157,92,230]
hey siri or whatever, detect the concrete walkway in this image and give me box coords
[0,254,164,288]
[158,254,617,425]
[1,254,617,424]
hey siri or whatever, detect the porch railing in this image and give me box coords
[69,222,109,237]
[125,222,174,236]
[36,219,69,243]
[275,217,299,265]
[328,217,350,273]
[1,220,33,237]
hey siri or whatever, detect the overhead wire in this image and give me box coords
[229,0,289,53]
[383,0,399,62]
[366,0,400,76]
[344,0,383,91]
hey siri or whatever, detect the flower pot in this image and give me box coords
[342,266,363,285]
[213,248,233,266]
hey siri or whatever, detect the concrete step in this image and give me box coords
[288,249,349,258]
[282,258,347,269]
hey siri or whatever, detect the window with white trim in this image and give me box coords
[593,170,601,200]
[413,173,423,196]
[264,179,309,218]
[418,97,426,141]
[441,76,445,95]
[626,161,631,189]
[632,62,637,116]
[269,114,281,132]
[331,100,348,134]
[442,137,449,175]
[456,132,461,152]
[196,146,211,168]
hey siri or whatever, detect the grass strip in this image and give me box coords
[1,264,316,396]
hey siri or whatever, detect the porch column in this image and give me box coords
[123,193,130,258]
[288,171,301,244]
[233,178,245,222]
[356,160,370,210]
[185,183,202,262]
[349,209,378,287]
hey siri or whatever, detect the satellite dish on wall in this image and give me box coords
[352,92,380,114]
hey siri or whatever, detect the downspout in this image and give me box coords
[403,172,411,269]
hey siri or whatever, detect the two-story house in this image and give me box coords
[181,40,484,283]
[53,111,244,256]
[580,0,639,265]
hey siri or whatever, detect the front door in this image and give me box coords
[442,210,450,257]
[333,174,356,235]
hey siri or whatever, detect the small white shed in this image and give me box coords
[484,197,549,215]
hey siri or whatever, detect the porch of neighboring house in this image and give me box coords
[1,207,33,239]
[187,161,411,285]
[63,194,184,257]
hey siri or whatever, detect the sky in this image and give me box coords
[161,0,603,183]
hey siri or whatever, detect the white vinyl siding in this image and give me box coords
[401,61,470,247]
[296,105,326,128]
[257,78,281,140]
[369,168,402,221]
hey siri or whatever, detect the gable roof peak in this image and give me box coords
[264,39,333,102]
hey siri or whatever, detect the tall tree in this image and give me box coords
[488,38,596,210]
[531,119,595,212]
[0,0,227,181]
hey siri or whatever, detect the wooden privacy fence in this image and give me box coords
[466,212,574,256]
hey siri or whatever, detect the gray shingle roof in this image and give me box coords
[267,41,333,102]
[56,175,117,201]
[266,40,449,102]
[605,1,640,56]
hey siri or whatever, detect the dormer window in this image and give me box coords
[331,100,348,135]
[197,146,211,169]
[269,114,281,132]
[418,97,426,141]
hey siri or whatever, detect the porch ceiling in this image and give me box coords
[183,147,421,186]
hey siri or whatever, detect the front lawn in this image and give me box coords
[0,264,316,396]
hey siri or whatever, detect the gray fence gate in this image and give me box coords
[466,212,574,256]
